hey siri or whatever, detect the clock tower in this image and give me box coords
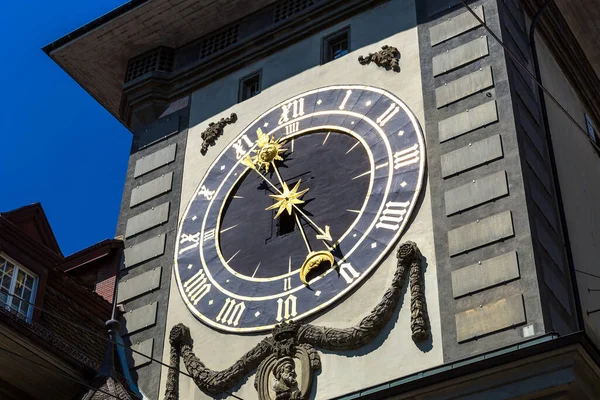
[46,0,600,399]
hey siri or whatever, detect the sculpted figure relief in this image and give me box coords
[273,357,301,400]
[358,45,401,72]
[163,242,430,400]
[200,113,238,155]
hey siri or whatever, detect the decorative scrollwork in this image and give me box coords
[200,113,237,155]
[358,45,401,72]
[164,241,428,400]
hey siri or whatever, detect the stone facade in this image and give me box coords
[45,0,600,398]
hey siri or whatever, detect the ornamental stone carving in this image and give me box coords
[164,241,429,400]
[358,45,401,72]
[200,113,238,155]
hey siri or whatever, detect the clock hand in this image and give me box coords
[264,161,336,285]
[294,213,312,253]
[270,161,333,242]
[243,155,333,242]
[243,152,336,285]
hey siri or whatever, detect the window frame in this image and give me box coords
[238,69,263,103]
[321,26,351,65]
[0,254,38,323]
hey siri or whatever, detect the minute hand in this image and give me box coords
[242,155,332,241]
[269,161,333,242]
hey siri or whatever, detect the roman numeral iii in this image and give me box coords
[184,269,211,305]
[216,298,246,326]
[394,143,420,170]
[376,201,410,231]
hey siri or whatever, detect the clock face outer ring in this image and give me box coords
[175,85,426,333]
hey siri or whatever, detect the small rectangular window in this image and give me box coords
[322,27,350,64]
[585,114,597,144]
[239,70,262,102]
[0,255,37,323]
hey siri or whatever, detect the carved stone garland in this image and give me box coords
[358,45,401,72]
[200,113,238,155]
[164,241,429,399]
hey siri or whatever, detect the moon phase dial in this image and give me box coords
[175,85,426,332]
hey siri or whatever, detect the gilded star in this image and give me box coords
[265,179,309,219]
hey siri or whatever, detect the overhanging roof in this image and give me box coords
[43,0,279,127]
[44,1,600,129]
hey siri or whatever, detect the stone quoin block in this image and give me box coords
[452,251,520,298]
[438,101,498,142]
[131,338,154,368]
[448,210,514,256]
[430,6,485,46]
[441,134,503,177]
[123,235,166,269]
[121,302,158,336]
[117,267,162,302]
[432,35,489,76]
[125,202,170,238]
[134,143,177,178]
[444,170,508,215]
[455,294,526,342]
[435,66,494,108]
[130,172,174,207]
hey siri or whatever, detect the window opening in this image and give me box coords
[239,71,262,102]
[0,256,37,323]
[322,27,350,64]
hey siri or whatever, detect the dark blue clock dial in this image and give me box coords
[175,85,426,332]
[219,130,370,279]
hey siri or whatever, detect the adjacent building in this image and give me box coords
[43,0,600,399]
[0,203,138,399]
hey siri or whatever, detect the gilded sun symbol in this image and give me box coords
[249,128,287,172]
[265,180,309,219]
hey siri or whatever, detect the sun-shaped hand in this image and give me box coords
[265,179,309,219]
[252,128,286,172]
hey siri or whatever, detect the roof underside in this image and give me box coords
[44,0,279,125]
[45,0,600,128]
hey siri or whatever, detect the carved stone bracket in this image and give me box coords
[164,241,429,400]
[358,45,401,72]
[200,113,237,155]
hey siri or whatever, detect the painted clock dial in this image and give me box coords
[175,85,426,332]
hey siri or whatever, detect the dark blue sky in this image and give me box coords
[0,1,131,256]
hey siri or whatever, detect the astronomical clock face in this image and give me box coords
[175,85,425,332]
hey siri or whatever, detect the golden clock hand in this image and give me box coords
[270,161,333,243]
[244,154,333,242]
[294,213,312,253]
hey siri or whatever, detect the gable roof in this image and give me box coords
[1,203,63,257]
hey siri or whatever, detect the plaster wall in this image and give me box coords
[158,0,444,398]
[536,34,600,346]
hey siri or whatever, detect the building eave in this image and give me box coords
[41,0,150,55]
[42,0,280,128]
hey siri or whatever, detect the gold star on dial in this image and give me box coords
[265,179,309,219]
